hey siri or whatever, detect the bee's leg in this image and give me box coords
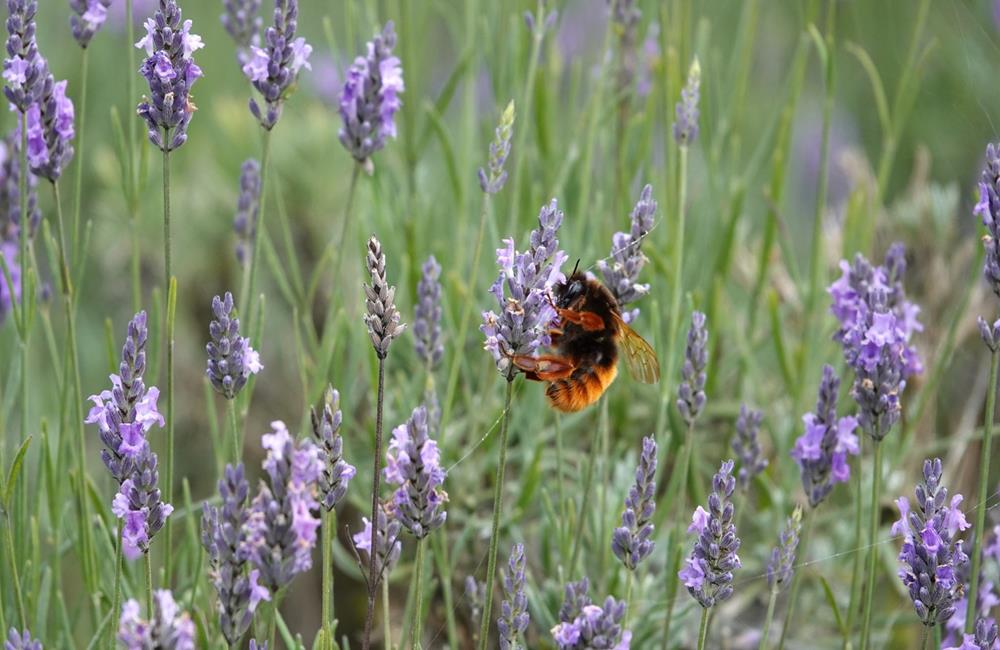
[510,354,576,381]
[548,328,564,343]
[555,308,605,331]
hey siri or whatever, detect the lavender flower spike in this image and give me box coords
[944,619,1000,650]
[413,255,444,368]
[384,405,447,538]
[482,199,568,375]
[550,578,632,649]
[25,73,75,182]
[118,590,195,649]
[111,433,172,559]
[479,100,515,194]
[465,577,488,637]
[363,235,405,359]
[69,0,112,48]
[4,628,41,650]
[338,21,403,171]
[597,183,657,323]
[4,0,46,112]
[206,291,262,399]
[676,311,708,426]
[790,365,859,508]
[0,130,40,240]
[975,143,1000,298]
[767,506,802,591]
[352,502,402,579]
[310,386,356,511]
[233,158,260,265]
[243,0,311,129]
[135,0,204,151]
[678,460,741,609]
[498,543,529,650]
[672,57,700,146]
[732,404,767,491]
[220,0,261,64]
[612,434,657,571]
[892,458,971,627]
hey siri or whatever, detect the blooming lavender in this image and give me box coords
[383,405,447,538]
[310,386,356,511]
[117,590,195,649]
[242,0,311,129]
[944,619,1000,650]
[550,578,632,649]
[498,543,529,650]
[478,100,515,194]
[352,503,402,579]
[413,255,444,368]
[597,183,656,323]
[976,143,1000,298]
[201,463,270,646]
[947,524,1000,645]
[233,158,260,265]
[363,235,405,359]
[892,459,971,627]
[4,629,41,650]
[481,199,568,375]
[611,434,656,571]
[220,0,261,64]
[678,460,741,609]
[111,431,172,559]
[135,0,204,152]
[790,365,860,508]
[676,311,707,426]
[731,404,767,491]
[672,57,700,146]
[4,0,45,112]
[206,291,263,399]
[338,21,403,170]
[24,73,75,181]
[767,506,802,591]
[69,0,111,48]
[245,421,323,591]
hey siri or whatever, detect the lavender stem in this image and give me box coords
[321,508,336,650]
[776,508,815,650]
[412,538,426,649]
[696,606,710,650]
[660,422,694,648]
[126,0,141,312]
[144,551,153,615]
[759,586,779,649]
[382,577,392,649]
[239,129,272,323]
[227,399,240,462]
[362,357,387,650]
[109,519,123,650]
[843,436,865,649]
[163,139,176,585]
[622,572,634,629]
[859,438,884,650]
[663,145,689,398]
[72,48,89,257]
[2,509,26,629]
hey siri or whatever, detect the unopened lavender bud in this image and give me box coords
[206,292,262,399]
[978,316,1000,352]
[672,57,700,146]
[498,543,529,650]
[612,434,657,571]
[767,506,802,590]
[363,236,405,359]
[413,255,444,368]
[310,386,356,511]
[69,0,112,48]
[384,405,447,538]
[233,159,261,266]
[732,404,767,490]
[4,628,41,650]
[478,100,515,195]
[597,183,656,322]
[677,311,708,426]
[220,0,262,65]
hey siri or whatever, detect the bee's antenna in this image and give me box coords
[572,259,581,276]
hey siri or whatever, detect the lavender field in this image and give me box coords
[2,0,1000,648]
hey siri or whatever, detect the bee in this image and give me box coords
[510,269,660,411]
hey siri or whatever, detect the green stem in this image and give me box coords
[362,358,387,650]
[777,508,815,650]
[227,399,240,463]
[966,349,999,632]
[431,532,459,649]
[73,47,89,257]
[622,571,634,630]
[268,599,278,650]
[844,435,866,648]
[109,519,124,650]
[506,1,544,236]
[125,0,141,312]
[240,128,273,322]
[382,578,392,650]
[660,423,695,649]
[759,587,779,650]
[569,412,602,575]
[919,625,929,650]
[411,539,426,650]
[859,440,884,650]
[144,551,153,615]
[477,375,515,650]
[664,146,689,385]
[2,513,27,630]
[598,396,611,590]
[322,508,335,650]
[17,109,29,565]
[696,607,710,650]
[162,133,177,584]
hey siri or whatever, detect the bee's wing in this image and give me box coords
[614,315,661,384]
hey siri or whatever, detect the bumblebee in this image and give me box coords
[511,270,660,411]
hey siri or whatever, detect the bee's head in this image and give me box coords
[555,262,586,309]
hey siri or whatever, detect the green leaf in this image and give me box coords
[4,434,32,508]
[423,101,463,205]
[844,42,891,137]
[818,574,847,637]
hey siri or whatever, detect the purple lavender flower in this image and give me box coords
[767,506,802,591]
[790,365,859,508]
[892,459,971,626]
[4,0,46,112]
[338,21,403,170]
[248,641,268,650]
[975,143,1000,298]
[364,235,405,359]
[117,590,195,649]
[0,133,36,240]
[206,291,262,399]
[676,311,707,426]
[4,628,41,650]
[243,0,311,129]
[86,311,164,484]
[608,0,640,101]
[310,386,356,511]
[233,158,260,265]
[352,502,402,579]
[946,524,1000,646]
[478,100,515,194]
[672,57,700,146]
[135,0,204,152]
[550,578,632,649]
[111,434,173,560]
[413,255,444,368]
[220,0,261,64]
[201,463,270,646]
[679,460,741,609]
[611,434,656,571]
[481,199,568,375]
[383,405,447,538]
[732,404,767,490]
[944,619,1000,650]
[498,543,529,650]
[69,0,111,48]
[597,183,656,323]
[24,73,75,181]
[978,316,1000,353]
[245,421,323,591]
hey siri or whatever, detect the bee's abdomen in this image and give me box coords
[546,362,619,412]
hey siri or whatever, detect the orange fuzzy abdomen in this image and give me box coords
[545,363,619,412]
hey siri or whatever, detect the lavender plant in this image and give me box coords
[497,543,529,650]
[220,0,261,65]
[117,590,195,649]
[413,255,444,369]
[676,310,708,426]
[478,100,515,195]
[731,404,767,491]
[944,619,1000,650]
[69,0,110,47]
[3,629,40,650]
[760,506,803,649]
[550,578,632,649]
[233,158,260,266]
[353,503,402,650]
[242,0,311,129]
[597,183,657,323]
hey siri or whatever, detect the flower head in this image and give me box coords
[206,292,262,400]
[498,543,529,650]
[676,311,708,426]
[611,435,657,571]
[673,57,700,146]
[244,0,311,129]
[310,386,356,511]
[680,460,741,609]
[732,404,767,490]
[117,590,195,650]
[220,0,261,64]
[943,619,1000,650]
[551,578,631,649]
[23,74,75,181]
[353,503,402,580]
[69,0,112,48]
[363,235,405,359]
[113,442,173,560]
[4,628,41,650]
[767,506,803,591]
[4,0,46,112]
[233,158,260,265]
[0,130,40,245]
[596,184,656,323]
[976,143,1000,298]
[478,100,515,194]
[383,405,447,538]
[338,21,403,169]
[413,255,444,368]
